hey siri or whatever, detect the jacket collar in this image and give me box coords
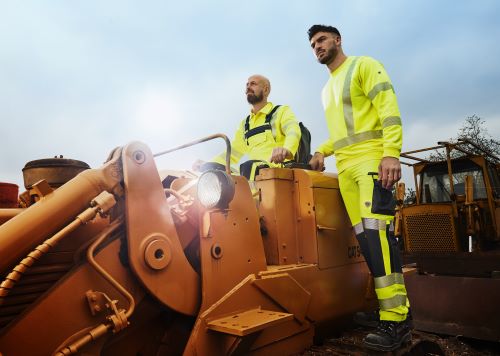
[251,102,273,116]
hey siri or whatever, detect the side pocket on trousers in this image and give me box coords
[370,174,396,216]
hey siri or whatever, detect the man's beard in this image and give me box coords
[318,46,337,65]
[247,92,263,105]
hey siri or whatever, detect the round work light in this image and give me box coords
[197,170,235,210]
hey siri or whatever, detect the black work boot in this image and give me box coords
[353,309,379,328]
[363,320,412,351]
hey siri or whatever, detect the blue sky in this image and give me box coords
[1,1,499,189]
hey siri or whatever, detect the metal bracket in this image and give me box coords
[85,290,129,333]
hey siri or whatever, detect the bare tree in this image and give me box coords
[428,115,500,161]
[403,187,416,205]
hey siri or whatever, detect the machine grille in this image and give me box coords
[403,212,458,252]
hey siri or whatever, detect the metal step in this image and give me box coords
[207,308,293,336]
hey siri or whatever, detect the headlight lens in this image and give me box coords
[197,170,235,209]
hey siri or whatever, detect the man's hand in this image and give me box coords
[270,147,292,163]
[309,152,325,171]
[378,156,401,189]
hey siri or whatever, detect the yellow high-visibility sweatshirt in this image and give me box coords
[316,56,403,173]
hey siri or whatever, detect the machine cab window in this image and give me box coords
[420,158,487,203]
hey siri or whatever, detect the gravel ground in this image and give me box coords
[299,327,500,355]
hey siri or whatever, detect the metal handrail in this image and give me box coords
[153,133,232,175]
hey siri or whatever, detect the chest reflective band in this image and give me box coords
[244,105,281,145]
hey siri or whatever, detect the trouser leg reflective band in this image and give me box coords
[364,217,408,321]
[386,222,410,308]
[339,159,409,321]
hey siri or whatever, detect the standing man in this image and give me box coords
[307,25,411,351]
[200,74,301,180]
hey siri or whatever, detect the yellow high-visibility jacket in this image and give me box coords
[316,56,403,173]
[213,102,301,171]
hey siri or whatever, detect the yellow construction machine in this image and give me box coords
[0,135,374,355]
[396,139,500,341]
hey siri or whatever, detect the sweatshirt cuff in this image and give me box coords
[383,147,400,159]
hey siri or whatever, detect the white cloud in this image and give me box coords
[1,1,499,193]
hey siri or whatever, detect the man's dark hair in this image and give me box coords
[307,25,341,41]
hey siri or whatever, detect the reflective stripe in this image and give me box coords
[282,120,293,132]
[367,82,394,101]
[382,116,402,128]
[342,57,360,136]
[374,273,404,289]
[353,222,364,235]
[389,221,394,233]
[286,131,300,139]
[362,217,386,231]
[333,130,383,151]
[379,294,407,310]
[270,115,277,138]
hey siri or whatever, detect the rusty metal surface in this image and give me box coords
[407,251,500,277]
[0,183,18,208]
[405,272,500,341]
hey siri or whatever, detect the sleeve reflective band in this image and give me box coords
[382,116,402,128]
[367,82,394,101]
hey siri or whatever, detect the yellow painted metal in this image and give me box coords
[198,175,267,312]
[0,154,123,272]
[207,307,293,336]
[0,141,375,356]
[253,272,311,323]
[122,142,200,316]
[255,169,297,264]
[0,209,24,225]
[313,186,365,269]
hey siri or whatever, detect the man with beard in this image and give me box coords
[199,74,301,180]
[307,25,411,351]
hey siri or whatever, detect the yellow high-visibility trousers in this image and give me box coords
[338,159,409,321]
